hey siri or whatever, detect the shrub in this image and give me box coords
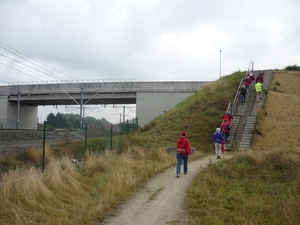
[285,64,300,71]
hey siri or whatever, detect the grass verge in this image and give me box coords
[186,150,300,224]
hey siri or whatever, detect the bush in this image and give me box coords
[285,64,300,71]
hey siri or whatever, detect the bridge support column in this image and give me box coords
[79,86,83,130]
[17,88,20,129]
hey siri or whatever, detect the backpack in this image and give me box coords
[241,87,247,94]
[225,123,231,131]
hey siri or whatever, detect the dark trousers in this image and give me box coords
[176,154,188,175]
[240,94,246,103]
[223,132,230,143]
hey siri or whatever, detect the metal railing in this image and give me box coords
[2,78,137,86]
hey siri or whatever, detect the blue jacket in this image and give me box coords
[213,132,224,144]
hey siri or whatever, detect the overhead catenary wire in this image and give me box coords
[0,53,68,81]
[0,41,113,96]
[0,42,95,94]
[0,61,42,81]
[0,42,75,81]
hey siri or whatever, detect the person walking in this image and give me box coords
[222,111,233,123]
[249,72,255,88]
[243,76,252,92]
[213,128,224,159]
[255,80,263,103]
[239,85,247,105]
[256,73,264,84]
[220,119,232,143]
[176,131,191,178]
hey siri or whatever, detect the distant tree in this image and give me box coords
[55,112,68,128]
[68,115,79,129]
[285,64,300,71]
[46,112,68,129]
[84,116,97,126]
[46,113,55,129]
[45,112,112,130]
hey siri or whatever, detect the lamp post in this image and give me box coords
[219,50,222,78]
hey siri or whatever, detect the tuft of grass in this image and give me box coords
[147,186,166,202]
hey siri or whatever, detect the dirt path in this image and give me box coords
[100,153,234,225]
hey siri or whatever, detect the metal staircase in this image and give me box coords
[224,68,272,150]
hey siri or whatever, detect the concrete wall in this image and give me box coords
[0,95,37,129]
[136,92,193,127]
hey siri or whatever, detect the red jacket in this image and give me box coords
[243,77,251,87]
[176,136,191,155]
[220,121,232,133]
[222,113,233,123]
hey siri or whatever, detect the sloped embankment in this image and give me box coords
[251,70,300,151]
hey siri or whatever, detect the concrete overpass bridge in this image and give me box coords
[0,79,209,129]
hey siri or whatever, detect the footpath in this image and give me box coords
[100,153,234,225]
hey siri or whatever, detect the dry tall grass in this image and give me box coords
[0,145,176,224]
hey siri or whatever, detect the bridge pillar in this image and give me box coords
[136,92,193,127]
[0,95,38,129]
[79,86,84,130]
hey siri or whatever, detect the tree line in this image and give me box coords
[45,112,110,130]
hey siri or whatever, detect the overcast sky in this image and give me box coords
[0,0,299,124]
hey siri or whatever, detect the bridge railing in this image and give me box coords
[2,78,137,86]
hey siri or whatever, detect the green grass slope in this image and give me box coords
[136,71,245,152]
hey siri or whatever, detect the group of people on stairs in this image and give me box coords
[211,111,234,160]
[240,72,264,104]
[175,72,265,177]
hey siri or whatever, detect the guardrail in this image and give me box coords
[1,78,137,86]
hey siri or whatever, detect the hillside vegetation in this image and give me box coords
[186,70,300,224]
[0,70,299,224]
[137,70,245,151]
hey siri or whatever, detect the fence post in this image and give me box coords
[133,118,135,134]
[110,123,113,150]
[42,121,46,173]
[84,124,87,151]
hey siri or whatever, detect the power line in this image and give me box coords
[0,41,75,82]
[0,61,42,81]
[0,53,67,80]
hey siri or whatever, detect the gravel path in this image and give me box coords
[100,153,234,225]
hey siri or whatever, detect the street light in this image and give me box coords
[219,50,222,78]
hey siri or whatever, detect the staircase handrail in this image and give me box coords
[230,78,244,115]
[248,60,254,74]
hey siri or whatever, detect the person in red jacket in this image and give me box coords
[243,76,251,92]
[176,131,191,178]
[222,111,233,123]
[220,120,232,143]
[249,72,255,88]
[256,73,264,84]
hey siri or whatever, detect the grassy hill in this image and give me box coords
[186,70,300,224]
[135,70,245,152]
